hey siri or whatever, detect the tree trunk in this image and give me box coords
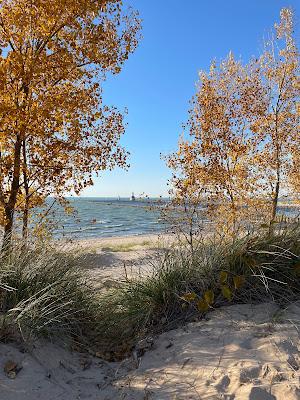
[270,101,281,233]
[22,140,30,241]
[1,137,22,249]
[271,179,280,222]
[269,168,280,236]
[2,205,14,247]
[22,201,29,240]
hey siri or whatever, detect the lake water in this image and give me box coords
[48,198,165,239]
[39,198,299,240]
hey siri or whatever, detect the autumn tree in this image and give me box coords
[251,7,299,222]
[0,0,141,244]
[167,55,266,235]
[167,8,299,235]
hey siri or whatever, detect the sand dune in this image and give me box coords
[1,301,299,399]
[122,302,300,399]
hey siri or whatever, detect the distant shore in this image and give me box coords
[76,232,166,248]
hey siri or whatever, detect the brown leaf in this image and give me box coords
[4,360,22,379]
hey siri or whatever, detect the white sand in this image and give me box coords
[1,301,299,399]
[123,302,300,399]
[1,235,299,399]
[75,233,173,288]
[77,233,165,248]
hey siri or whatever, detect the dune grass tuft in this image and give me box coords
[0,240,99,343]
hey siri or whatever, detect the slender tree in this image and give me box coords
[167,54,266,234]
[167,8,299,235]
[0,0,141,244]
[251,7,299,222]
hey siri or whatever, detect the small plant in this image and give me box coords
[180,271,246,311]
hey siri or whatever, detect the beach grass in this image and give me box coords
[101,240,151,252]
[0,241,99,343]
[94,224,300,354]
[0,224,299,359]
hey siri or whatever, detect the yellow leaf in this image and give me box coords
[181,292,197,302]
[197,298,209,312]
[204,290,214,305]
[233,275,245,289]
[221,285,232,301]
[220,271,228,284]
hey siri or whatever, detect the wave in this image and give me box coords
[103,224,124,229]
[67,226,100,233]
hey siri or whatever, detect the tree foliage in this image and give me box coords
[0,0,141,242]
[167,8,299,235]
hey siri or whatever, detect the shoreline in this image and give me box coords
[75,232,167,249]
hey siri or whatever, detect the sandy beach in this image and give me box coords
[2,231,299,398]
[0,234,299,399]
[73,233,173,289]
[1,301,299,399]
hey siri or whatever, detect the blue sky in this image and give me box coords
[81,0,299,198]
